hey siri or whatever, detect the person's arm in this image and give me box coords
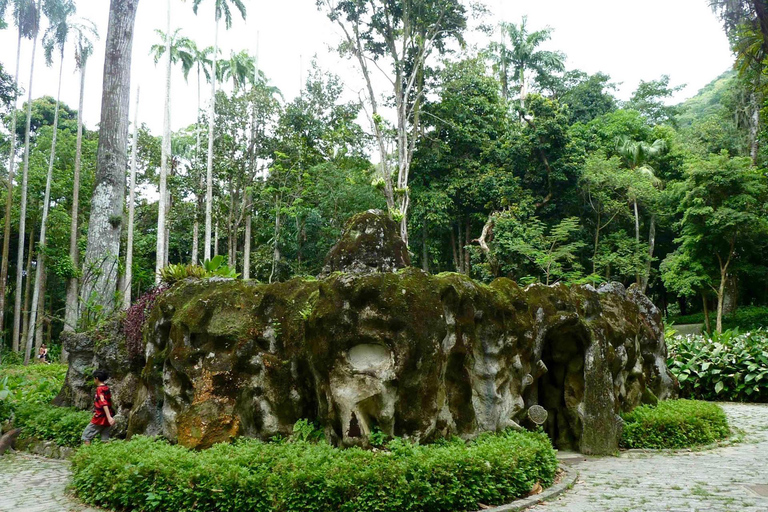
[98,392,116,426]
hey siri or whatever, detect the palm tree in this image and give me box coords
[184,40,213,264]
[80,0,139,316]
[217,49,255,93]
[62,16,98,335]
[615,136,667,289]
[150,23,193,281]
[0,0,38,352]
[13,0,41,357]
[191,0,246,261]
[490,17,564,109]
[24,0,75,364]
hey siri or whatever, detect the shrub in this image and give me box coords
[158,256,240,286]
[124,286,167,360]
[667,329,768,402]
[669,305,768,332]
[620,399,729,449]
[12,402,91,447]
[71,429,558,512]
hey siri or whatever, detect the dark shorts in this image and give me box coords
[82,423,111,442]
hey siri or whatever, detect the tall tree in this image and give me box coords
[24,0,75,364]
[62,16,98,334]
[12,0,41,354]
[217,49,254,93]
[191,0,246,261]
[488,17,564,108]
[150,23,193,279]
[80,0,139,316]
[0,0,37,350]
[318,0,468,245]
[124,87,139,309]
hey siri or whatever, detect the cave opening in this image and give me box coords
[537,324,587,451]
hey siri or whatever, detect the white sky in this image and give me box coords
[0,0,735,135]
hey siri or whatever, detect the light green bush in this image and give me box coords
[72,429,558,512]
[620,399,729,449]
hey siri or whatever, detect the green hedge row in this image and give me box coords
[72,429,558,512]
[667,330,768,402]
[620,400,729,449]
[669,305,768,332]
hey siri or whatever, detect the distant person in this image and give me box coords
[81,370,115,445]
[37,344,49,364]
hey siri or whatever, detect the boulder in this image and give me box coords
[57,211,677,455]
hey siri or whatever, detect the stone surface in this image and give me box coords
[59,270,676,455]
[322,209,410,276]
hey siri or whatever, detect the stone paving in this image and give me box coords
[0,403,767,512]
[533,403,768,512]
[0,453,97,512]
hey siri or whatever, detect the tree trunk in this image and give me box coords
[0,31,23,350]
[204,17,219,261]
[702,292,711,334]
[64,58,89,337]
[592,212,601,275]
[640,214,656,294]
[464,218,471,275]
[421,225,429,273]
[633,198,640,285]
[270,208,280,284]
[124,87,140,310]
[19,228,34,360]
[32,258,45,358]
[214,221,219,257]
[80,0,139,314]
[243,190,251,280]
[25,50,64,364]
[13,4,42,353]
[156,0,171,284]
[716,273,726,334]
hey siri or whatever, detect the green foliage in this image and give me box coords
[159,256,240,285]
[667,330,768,402]
[72,429,557,512]
[669,306,768,332]
[0,363,68,411]
[11,402,92,447]
[620,400,729,449]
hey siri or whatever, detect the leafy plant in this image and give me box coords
[159,256,240,286]
[124,286,168,360]
[620,399,729,449]
[202,255,240,279]
[667,329,768,402]
[71,429,558,512]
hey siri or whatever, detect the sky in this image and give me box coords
[0,0,735,136]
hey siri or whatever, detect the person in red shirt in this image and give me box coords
[81,370,116,444]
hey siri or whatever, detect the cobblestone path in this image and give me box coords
[0,403,767,512]
[534,403,768,512]
[0,453,97,512]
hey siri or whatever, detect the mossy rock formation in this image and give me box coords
[58,211,677,455]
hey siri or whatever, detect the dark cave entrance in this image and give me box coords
[537,324,587,451]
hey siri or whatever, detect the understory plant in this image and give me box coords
[667,329,768,402]
[620,399,729,449]
[72,427,558,512]
[159,255,240,286]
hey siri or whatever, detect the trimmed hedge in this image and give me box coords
[667,330,768,402]
[72,429,558,512]
[669,305,768,332]
[620,400,729,449]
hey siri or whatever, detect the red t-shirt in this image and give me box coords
[91,384,114,426]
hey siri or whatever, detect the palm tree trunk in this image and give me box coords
[64,59,89,337]
[124,87,140,310]
[633,198,640,285]
[33,259,45,357]
[20,228,34,360]
[0,31,23,350]
[81,0,139,314]
[243,190,251,280]
[214,221,219,257]
[640,214,656,294]
[14,3,42,352]
[191,62,202,265]
[25,51,65,364]
[156,0,172,284]
[204,17,219,261]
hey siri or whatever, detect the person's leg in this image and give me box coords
[100,425,112,442]
[81,423,100,445]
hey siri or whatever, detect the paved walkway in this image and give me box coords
[0,403,767,512]
[534,403,768,512]
[0,453,97,512]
